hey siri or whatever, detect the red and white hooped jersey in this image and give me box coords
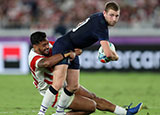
[28,41,55,93]
[28,41,73,108]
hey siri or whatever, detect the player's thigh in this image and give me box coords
[75,86,96,99]
[67,56,80,88]
[68,94,96,112]
[52,64,68,90]
[66,69,80,91]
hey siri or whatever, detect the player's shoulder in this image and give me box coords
[28,48,37,57]
[90,12,103,20]
[90,12,107,26]
[28,49,44,63]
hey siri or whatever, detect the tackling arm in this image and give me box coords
[100,40,119,61]
[38,53,66,68]
[38,49,82,68]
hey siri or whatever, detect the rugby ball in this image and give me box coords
[98,42,116,63]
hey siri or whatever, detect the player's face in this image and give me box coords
[103,9,120,26]
[37,39,50,56]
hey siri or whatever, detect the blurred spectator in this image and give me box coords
[0,0,160,29]
[54,16,67,37]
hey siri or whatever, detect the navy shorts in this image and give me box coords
[52,36,80,69]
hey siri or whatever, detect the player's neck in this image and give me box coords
[33,48,41,55]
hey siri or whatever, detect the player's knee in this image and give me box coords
[89,100,96,113]
[90,92,97,99]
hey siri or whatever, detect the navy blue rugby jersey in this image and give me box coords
[67,12,109,49]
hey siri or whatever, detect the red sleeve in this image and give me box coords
[30,55,44,71]
[49,41,55,46]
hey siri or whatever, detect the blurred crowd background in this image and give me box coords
[0,0,160,31]
[0,0,160,74]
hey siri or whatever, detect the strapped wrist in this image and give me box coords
[61,53,65,58]
[63,51,71,58]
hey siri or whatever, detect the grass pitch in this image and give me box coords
[0,72,160,115]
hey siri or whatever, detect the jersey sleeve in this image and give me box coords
[35,58,43,68]
[49,41,55,46]
[30,55,44,71]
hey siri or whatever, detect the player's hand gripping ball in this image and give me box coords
[98,42,116,63]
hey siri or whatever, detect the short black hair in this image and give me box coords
[105,1,120,12]
[30,31,47,45]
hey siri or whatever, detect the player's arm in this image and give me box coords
[38,49,82,68]
[100,40,119,61]
[38,51,75,68]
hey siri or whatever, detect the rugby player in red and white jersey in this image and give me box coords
[28,31,97,115]
[29,40,55,93]
[29,31,142,115]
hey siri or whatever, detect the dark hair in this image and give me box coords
[30,31,47,45]
[104,1,120,12]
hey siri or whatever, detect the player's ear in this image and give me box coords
[33,44,38,50]
[103,11,106,16]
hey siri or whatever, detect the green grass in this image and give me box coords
[0,72,160,115]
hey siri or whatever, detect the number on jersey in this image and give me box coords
[72,18,90,32]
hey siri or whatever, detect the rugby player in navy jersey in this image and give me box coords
[39,1,142,115]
